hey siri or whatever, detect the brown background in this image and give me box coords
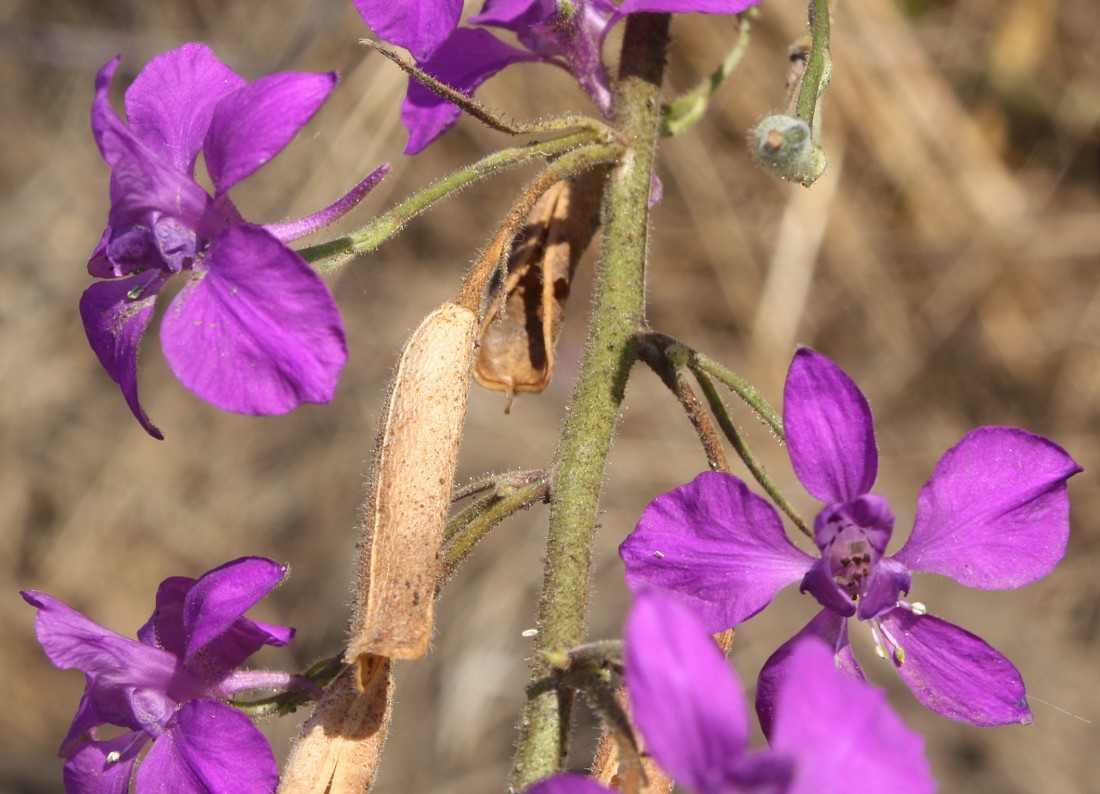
[3,0,1099,791]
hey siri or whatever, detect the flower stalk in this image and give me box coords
[298,132,609,270]
[510,13,672,790]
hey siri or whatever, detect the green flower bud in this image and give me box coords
[749,114,828,187]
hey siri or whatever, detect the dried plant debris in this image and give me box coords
[475,169,606,409]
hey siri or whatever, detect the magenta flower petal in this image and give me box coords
[354,0,464,60]
[621,472,815,634]
[893,426,1081,589]
[770,640,935,794]
[85,46,373,435]
[755,609,863,738]
[625,592,750,790]
[124,43,245,174]
[527,773,612,794]
[784,348,878,503]
[63,733,142,794]
[204,70,337,195]
[21,591,180,737]
[136,576,189,649]
[266,163,391,243]
[857,555,911,620]
[27,558,292,791]
[88,227,120,278]
[93,59,212,231]
[79,275,167,439]
[136,700,278,794]
[159,225,347,415]
[878,608,1031,726]
[470,0,556,30]
[401,28,540,154]
[179,557,288,660]
[798,559,856,617]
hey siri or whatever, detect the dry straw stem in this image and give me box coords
[278,657,393,794]
[347,143,621,668]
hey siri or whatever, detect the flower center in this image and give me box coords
[828,526,874,600]
[152,215,201,273]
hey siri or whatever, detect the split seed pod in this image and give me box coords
[347,301,478,664]
[474,169,605,409]
[278,657,393,794]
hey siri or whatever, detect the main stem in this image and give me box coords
[510,14,671,791]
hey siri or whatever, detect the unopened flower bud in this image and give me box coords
[749,114,827,186]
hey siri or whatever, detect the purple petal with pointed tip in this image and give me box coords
[527,773,613,794]
[180,557,287,661]
[621,472,814,634]
[894,426,1081,589]
[401,28,540,154]
[858,555,911,620]
[354,0,464,60]
[799,559,856,617]
[63,733,142,794]
[159,225,347,415]
[79,275,167,439]
[620,0,761,11]
[784,348,878,503]
[205,71,336,195]
[137,576,193,653]
[470,0,556,31]
[879,608,1032,726]
[88,227,117,278]
[124,43,245,175]
[21,591,180,734]
[137,564,292,675]
[93,58,211,230]
[812,494,894,554]
[755,609,862,738]
[771,640,935,794]
[266,163,391,242]
[136,700,278,794]
[625,592,751,790]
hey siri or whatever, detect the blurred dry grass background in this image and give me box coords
[3,0,1099,791]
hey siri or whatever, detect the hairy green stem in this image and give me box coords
[439,478,550,589]
[661,11,754,137]
[509,13,671,791]
[297,131,604,270]
[794,0,832,127]
[693,369,811,538]
[686,348,784,437]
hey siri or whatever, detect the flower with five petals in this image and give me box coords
[621,347,1081,727]
[84,43,387,438]
[23,557,299,793]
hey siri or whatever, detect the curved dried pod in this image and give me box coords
[278,657,393,794]
[347,300,479,663]
[475,168,606,410]
[346,152,616,672]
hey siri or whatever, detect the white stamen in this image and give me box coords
[521,628,538,638]
[869,623,888,659]
[106,751,121,765]
[653,551,665,559]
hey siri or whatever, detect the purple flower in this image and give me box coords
[23,557,297,793]
[84,43,388,438]
[354,0,762,154]
[621,347,1081,727]
[529,591,934,794]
